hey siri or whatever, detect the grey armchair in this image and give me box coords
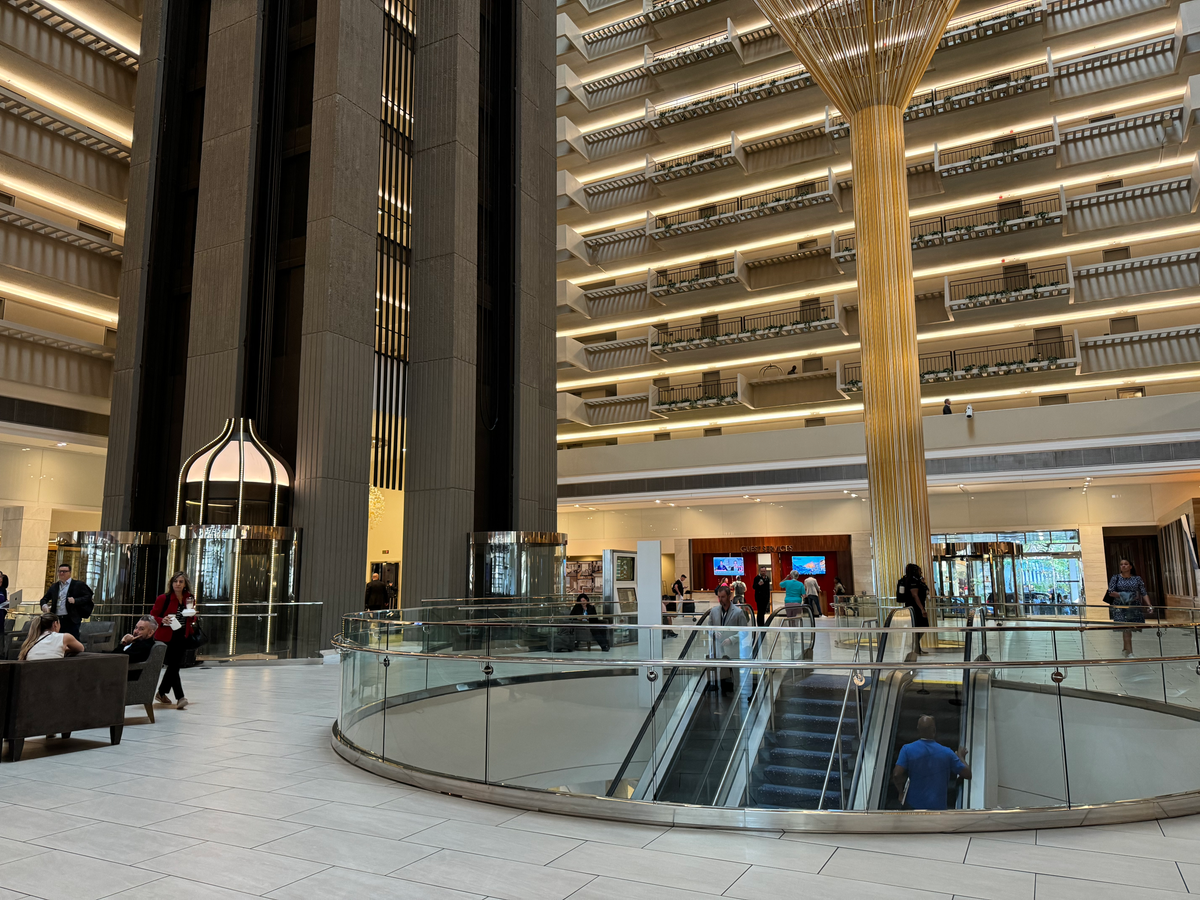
[2,625,27,661]
[80,621,116,653]
[126,642,167,723]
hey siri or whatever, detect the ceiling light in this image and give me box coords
[655,499,661,503]
[55,442,67,447]
[850,493,858,498]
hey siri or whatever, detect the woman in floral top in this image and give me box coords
[1106,557,1152,657]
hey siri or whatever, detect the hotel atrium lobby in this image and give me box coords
[5,0,1200,894]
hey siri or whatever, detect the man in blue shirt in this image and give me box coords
[892,716,971,810]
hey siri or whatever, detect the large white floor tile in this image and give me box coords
[181,787,326,819]
[785,831,971,863]
[0,808,97,840]
[407,819,581,865]
[549,842,748,894]
[266,866,485,900]
[0,848,161,900]
[257,825,435,874]
[966,837,1187,891]
[726,865,956,900]
[1035,827,1200,864]
[1034,872,1197,900]
[283,800,444,839]
[394,848,593,900]
[56,794,188,827]
[274,776,414,807]
[499,811,667,848]
[98,876,260,900]
[164,809,311,848]
[134,840,327,894]
[43,821,200,864]
[820,846,1034,900]
[646,828,833,872]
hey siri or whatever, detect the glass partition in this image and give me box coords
[334,611,1200,828]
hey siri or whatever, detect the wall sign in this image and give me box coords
[740,545,793,553]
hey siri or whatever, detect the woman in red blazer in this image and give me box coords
[151,571,197,710]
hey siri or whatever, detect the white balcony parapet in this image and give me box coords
[939,0,1043,48]
[557,280,591,317]
[906,58,1051,120]
[1065,161,1198,233]
[0,201,123,259]
[10,0,139,70]
[0,85,131,161]
[557,336,592,371]
[649,139,738,183]
[648,298,843,354]
[648,64,813,127]
[649,257,740,296]
[933,124,1059,177]
[1073,249,1200,303]
[0,319,114,361]
[652,170,842,237]
[645,25,733,74]
[1078,324,1200,374]
[944,261,1073,312]
[1052,33,1177,99]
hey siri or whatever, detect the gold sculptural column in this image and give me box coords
[754,0,959,592]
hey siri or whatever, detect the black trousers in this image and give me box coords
[159,663,185,700]
[58,616,81,639]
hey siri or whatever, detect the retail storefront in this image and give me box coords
[689,534,853,614]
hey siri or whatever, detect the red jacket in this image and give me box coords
[151,592,195,643]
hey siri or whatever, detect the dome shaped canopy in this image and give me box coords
[176,419,293,527]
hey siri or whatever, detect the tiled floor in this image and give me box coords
[1,664,1199,899]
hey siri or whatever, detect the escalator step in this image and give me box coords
[753,783,840,810]
[761,746,855,769]
[766,729,857,751]
[777,713,844,733]
[758,763,839,788]
[780,697,846,715]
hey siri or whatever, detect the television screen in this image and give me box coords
[712,556,745,576]
[791,555,826,575]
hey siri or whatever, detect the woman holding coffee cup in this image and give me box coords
[151,571,198,710]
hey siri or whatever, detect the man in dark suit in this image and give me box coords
[114,616,158,680]
[364,572,390,611]
[40,563,95,639]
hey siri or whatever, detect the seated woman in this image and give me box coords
[19,613,85,660]
[569,593,610,652]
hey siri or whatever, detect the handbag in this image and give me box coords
[182,618,207,650]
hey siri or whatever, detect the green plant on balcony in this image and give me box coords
[844,379,862,392]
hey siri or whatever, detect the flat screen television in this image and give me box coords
[712,556,745,576]
[791,555,826,575]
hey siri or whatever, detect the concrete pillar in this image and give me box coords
[178,0,261,455]
[0,506,52,607]
[102,0,167,529]
[1078,525,1110,621]
[292,0,384,642]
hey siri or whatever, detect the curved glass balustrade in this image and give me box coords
[333,603,1200,830]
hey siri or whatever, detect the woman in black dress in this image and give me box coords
[896,563,929,655]
[1106,558,1152,658]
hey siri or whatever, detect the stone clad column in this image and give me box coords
[0,506,52,608]
[292,0,384,640]
[753,0,958,590]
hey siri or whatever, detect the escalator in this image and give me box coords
[861,608,992,810]
[606,605,816,804]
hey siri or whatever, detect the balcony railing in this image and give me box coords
[841,337,1077,390]
[909,193,1061,244]
[935,127,1057,169]
[655,178,828,231]
[649,30,728,64]
[948,264,1070,308]
[651,142,734,177]
[939,1,1043,48]
[906,62,1049,118]
[652,258,737,290]
[650,64,809,120]
[655,378,739,407]
[653,303,836,348]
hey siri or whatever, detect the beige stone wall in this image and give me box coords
[0,506,52,607]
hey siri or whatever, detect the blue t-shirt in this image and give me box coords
[781,579,806,604]
[896,739,965,810]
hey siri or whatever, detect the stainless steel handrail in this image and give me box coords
[818,628,867,809]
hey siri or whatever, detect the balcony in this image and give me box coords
[1058,104,1183,166]
[651,302,840,353]
[934,126,1058,178]
[1046,0,1171,36]
[1073,248,1200,304]
[1078,325,1200,374]
[835,193,1063,262]
[737,243,844,291]
[650,142,737,183]
[558,392,658,427]
[905,62,1050,121]
[648,64,814,128]
[15,0,139,70]
[649,257,738,296]
[645,29,733,74]
[653,173,841,236]
[1053,34,1176,100]
[650,377,740,412]
[0,85,132,161]
[0,201,123,259]
[938,1,1044,48]
[945,263,1072,312]
[839,337,1078,392]
[1065,167,1198,235]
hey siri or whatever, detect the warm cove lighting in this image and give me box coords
[0,176,127,235]
[0,73,132,146]
[556,368,1200,441]
[0,280,117,326]
[557,220,1200,340]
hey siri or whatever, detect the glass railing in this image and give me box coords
[334,610,1200,828]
